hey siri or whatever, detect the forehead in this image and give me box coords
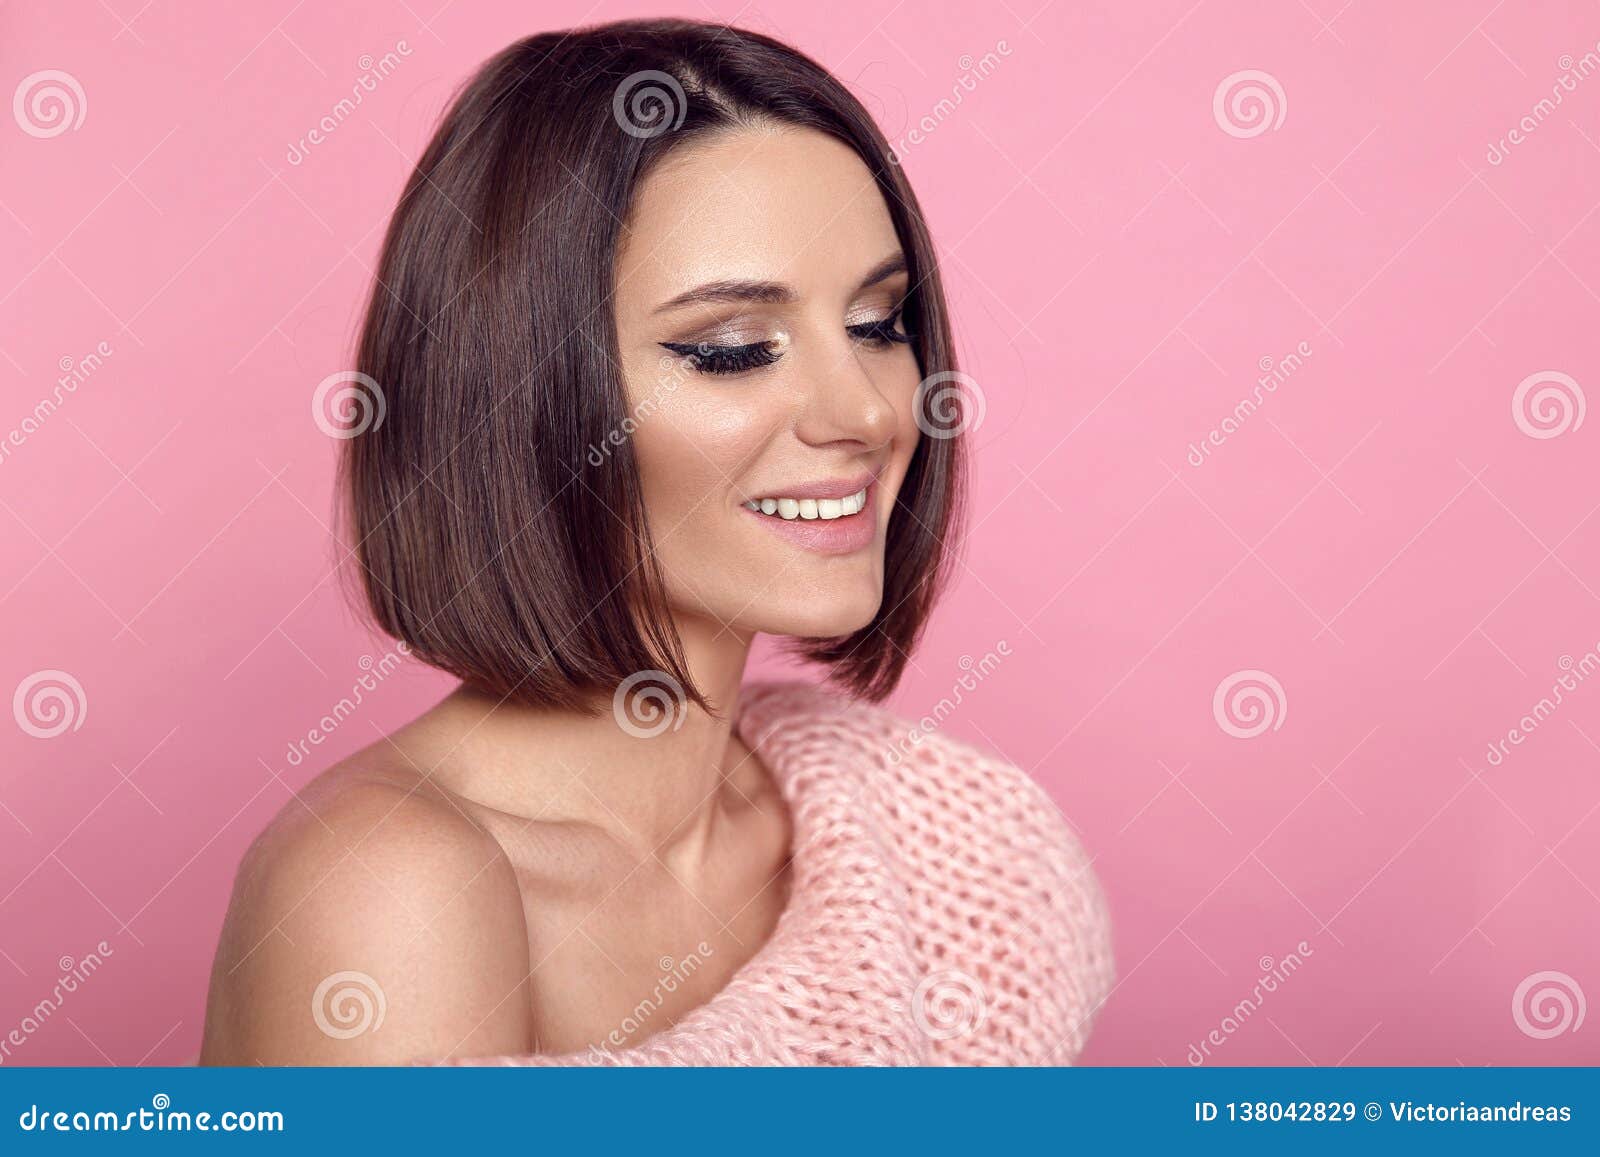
[614,126,899,308]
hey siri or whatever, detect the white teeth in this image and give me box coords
[743,487,869,521]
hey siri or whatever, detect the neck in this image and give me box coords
[424,613,759,863]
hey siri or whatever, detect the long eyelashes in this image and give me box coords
[660,308,913,377]
[659,339,783,375]
[846,312,915,349]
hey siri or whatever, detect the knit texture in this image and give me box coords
[437,678,1115,1066]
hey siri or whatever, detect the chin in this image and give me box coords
[744,582,884,639]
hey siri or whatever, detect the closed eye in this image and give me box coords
[661,306,915,377]
[846,306,913,349]
[659,339,781,376]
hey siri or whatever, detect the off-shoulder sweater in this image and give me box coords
[437,679,1115,1065]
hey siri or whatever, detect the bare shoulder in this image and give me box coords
[199,757,532,1065]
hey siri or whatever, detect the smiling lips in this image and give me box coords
[740,473,879,555]
[741,487,868,521]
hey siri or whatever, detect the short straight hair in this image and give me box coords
[339,17,968,716]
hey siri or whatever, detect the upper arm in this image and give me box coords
[991,753,1117,1056]
[199,782,533,1065]
[884,723,1117,1061]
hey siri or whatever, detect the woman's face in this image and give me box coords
[612,125,923,640]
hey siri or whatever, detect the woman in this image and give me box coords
[200,16,1113,1066]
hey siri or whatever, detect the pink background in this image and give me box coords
[3,0,1598,1066]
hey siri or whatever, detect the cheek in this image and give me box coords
[630,387,770,522]
[886,362,924,460]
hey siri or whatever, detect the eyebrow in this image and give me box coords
[651,252,908,315]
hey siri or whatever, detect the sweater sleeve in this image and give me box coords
[870,720,1116,1065]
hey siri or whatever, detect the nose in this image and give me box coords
[791,330,901,452]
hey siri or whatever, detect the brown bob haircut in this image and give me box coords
[340,17,968,717]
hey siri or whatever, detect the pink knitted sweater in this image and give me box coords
[441,679,1115,1065]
